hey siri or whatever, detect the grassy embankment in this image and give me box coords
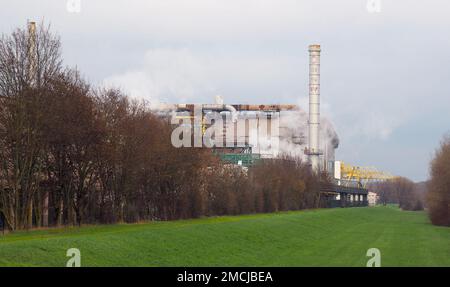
[1,206,449,266]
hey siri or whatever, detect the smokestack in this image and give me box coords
[27,21,37,86]
[308,44,321,172]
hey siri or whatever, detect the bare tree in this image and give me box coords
[427,136,450,226]
[0,22,61,96]
[0,22,62,230]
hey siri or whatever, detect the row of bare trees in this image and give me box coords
[206,157,321,216]
[0,23,322,231]
[368,177,424,211]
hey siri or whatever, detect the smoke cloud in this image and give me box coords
[277,109,339,163]
[102,48,212,109]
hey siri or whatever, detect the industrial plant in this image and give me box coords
[157,44,395,208]
[2,0,448,270]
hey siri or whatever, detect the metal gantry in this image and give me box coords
[338,161,396,188]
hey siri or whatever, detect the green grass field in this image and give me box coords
[0,206,449,267]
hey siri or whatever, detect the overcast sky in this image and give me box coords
[2,0,449,181]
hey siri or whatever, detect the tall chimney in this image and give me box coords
[308,44,321,172]
[27,21,37,86]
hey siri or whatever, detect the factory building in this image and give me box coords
[368,192,379,206]
[158,44,406,208]
[161,44,338,174]
[158,44,372,208]
[161,102,339,173]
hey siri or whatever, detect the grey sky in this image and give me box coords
[2,0,449,181]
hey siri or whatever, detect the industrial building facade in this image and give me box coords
[160,44,370,208]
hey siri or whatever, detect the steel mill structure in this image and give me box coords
[161,44,395,208]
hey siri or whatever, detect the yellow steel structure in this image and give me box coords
[339,162,395,188]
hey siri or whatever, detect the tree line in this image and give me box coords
[369,135,450,227]
[368,177,424,211]
[427,136,450,226]
[0,23,323,231]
